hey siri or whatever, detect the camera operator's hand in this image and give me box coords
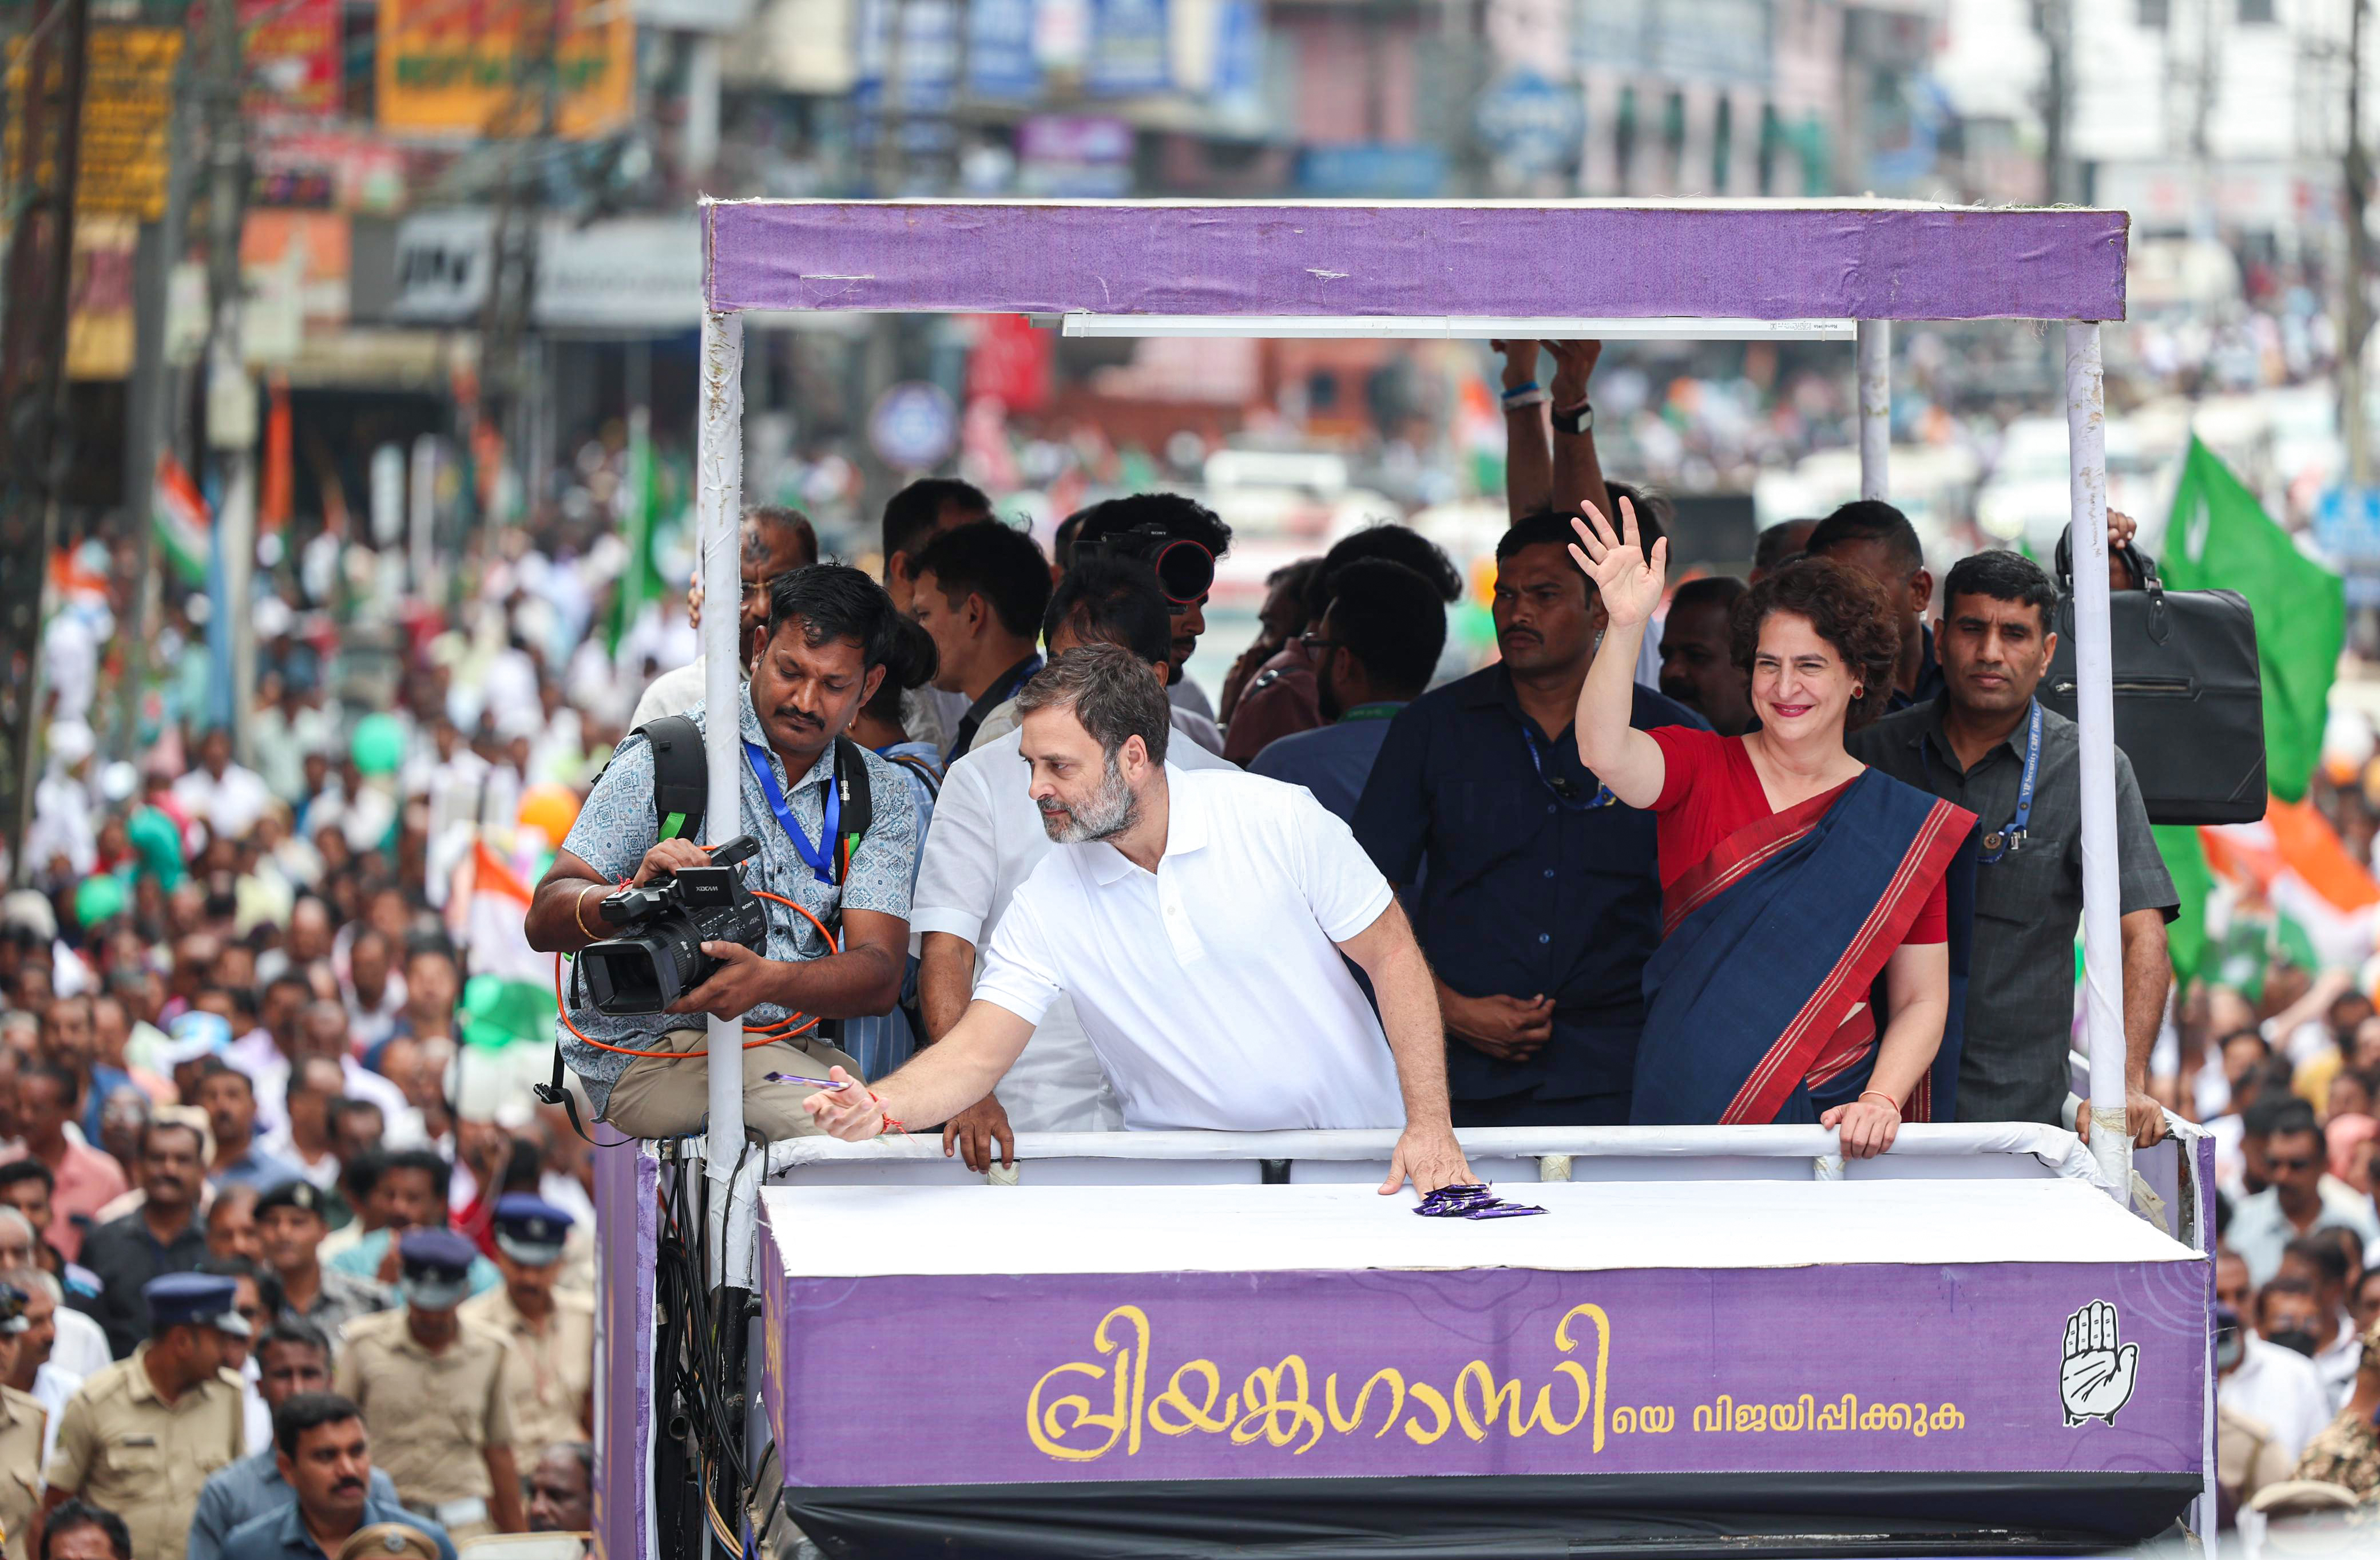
[633,838,710,888]
[667,941,783,1022]
[803,1066,886,1141]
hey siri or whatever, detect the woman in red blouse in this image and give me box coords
[1568,502,1976,1156]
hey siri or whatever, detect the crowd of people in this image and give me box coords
[3,330,2333,1549]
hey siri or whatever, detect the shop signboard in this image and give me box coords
[7,25,180,219]
[243,0,341,118]
[376,0,633,138]
[1085,0,1167,96]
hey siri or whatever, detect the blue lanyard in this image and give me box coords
[742,741,840,884]
[1926,700,2040,864]
[1524,726,1615,811]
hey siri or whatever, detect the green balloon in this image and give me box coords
[351,712,404,777]
[74,873,128,927]
[125,807,184,890]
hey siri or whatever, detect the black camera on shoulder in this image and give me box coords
[578,834,769,1016]
[1078,522,1215,605]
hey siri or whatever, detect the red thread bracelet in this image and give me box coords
[868,1090,907,1137]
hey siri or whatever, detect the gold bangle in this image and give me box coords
[573,885,600,938]
[1858,1089,1901,1114]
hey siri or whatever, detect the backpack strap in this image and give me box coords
[886,751,943,802]
[634,714,707,843]
[831,738,872,886]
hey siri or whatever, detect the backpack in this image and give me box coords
[636,712,877,871]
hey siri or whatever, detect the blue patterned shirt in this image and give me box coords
[556,684,918,1113]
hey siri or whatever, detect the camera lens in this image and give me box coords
[1151,539,1214,604]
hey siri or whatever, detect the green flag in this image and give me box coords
[606,410,667,656]
[2159,436,2345,803]
[2152,822,2211,984]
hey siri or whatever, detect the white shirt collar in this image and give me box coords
[1085,764,1200,886]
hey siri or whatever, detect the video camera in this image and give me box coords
[578,834,769,1016]
[1078,521,1215,605]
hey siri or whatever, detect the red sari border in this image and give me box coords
[1716,795,1974,1127]
[1661,778,1853,939]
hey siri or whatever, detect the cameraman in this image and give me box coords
[1072,494,1232,742]
[525,567,918,1141]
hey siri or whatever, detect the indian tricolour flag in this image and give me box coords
[2202,798,2380,974]
[448,837,558,1048]
[153,452,209,586]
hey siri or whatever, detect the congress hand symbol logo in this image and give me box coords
[2059,1300,2137,1427]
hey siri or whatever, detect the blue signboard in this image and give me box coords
[870,382,959,472]
[966,0,1040,101]
[855,0,959,115]
[1296,144,1447,198]
[1086,0,1168,96]
[1209,0,1260,105]
[2316,487,2380,567]
[1474,69,1583,176]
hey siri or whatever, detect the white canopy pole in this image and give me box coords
[2064,321,2129,1199]
[698,308,749,1272]
[1857,319,1890,500]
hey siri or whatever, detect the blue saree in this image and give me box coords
[1630,767,1977,1127]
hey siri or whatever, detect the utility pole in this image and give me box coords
[2349,0,2373,486]
[201,0,258,757]
[0,0,92,883]
[479,0,560,531]
[112,24,203,763]
[2039,0,2074,204]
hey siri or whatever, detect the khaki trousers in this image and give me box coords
[600,1027,866,1142]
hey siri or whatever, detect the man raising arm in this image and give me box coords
[809,644,1472,1197]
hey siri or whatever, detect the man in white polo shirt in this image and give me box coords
[807,643,1473,1195]
[911,557,1238,1169]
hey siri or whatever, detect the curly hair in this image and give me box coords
[1728,558,1902,730]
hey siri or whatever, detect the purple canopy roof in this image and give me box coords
[703,200,2128,322]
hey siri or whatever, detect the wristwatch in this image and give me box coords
[1552,401,1593,435]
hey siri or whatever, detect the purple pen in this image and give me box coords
[762,1072,852,1091]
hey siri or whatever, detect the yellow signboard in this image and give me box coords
[6,26,181,219]
[376,0,633,138]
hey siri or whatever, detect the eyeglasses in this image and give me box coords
[2267,1155,2318,1172]
[1298,632,1338,655]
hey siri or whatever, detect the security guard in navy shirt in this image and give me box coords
[1356,510,1705,1127]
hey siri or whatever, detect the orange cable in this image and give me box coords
[554,879,842,1061]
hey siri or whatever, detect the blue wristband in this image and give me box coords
[1500,381,1540,402]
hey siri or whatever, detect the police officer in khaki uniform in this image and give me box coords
[339,1523,445,1560]
[335,1230,526,1538]
[459,1197,592,1472]
[2297,1317,2380,1495]
[42,1272,248,1560]
[0,1284,46,1560]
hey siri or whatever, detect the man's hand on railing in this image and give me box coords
[2071,1090,2171,1149]
[1381,1122,1473,1197]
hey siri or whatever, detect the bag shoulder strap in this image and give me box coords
[633,714,707,842]
[886,751,943,801]
[832,738,873,885]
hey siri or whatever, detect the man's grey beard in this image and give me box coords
[1037,754,1139,844]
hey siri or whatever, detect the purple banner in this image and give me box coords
[593,1146,656,1560]
[704,201,2129,322]
[764,1260,2203,1488]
